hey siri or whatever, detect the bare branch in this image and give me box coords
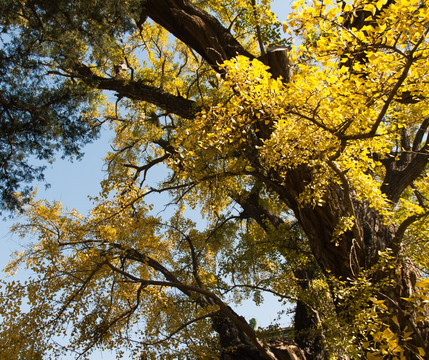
[222,283,297,301]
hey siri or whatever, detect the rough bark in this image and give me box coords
[381,128,429,204]
[125,0,429,357]
[267,165,429,357]
[260,47,291,82]
[212,311,266,360]
[212,311,306,360]
[145,0,254,71]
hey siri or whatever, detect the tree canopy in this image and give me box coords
[0,15,101,212]
[0,0,428,359]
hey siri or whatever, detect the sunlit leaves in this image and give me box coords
[0,197,224,358]
[1,0,429,358]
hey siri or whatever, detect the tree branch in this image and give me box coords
[74,64,198,119]
[184,235,204,289]
[222,283,297,301]
[145,0,254,72]
[106,244,277,360]
[381,148,429,204]
[140,312,216,346]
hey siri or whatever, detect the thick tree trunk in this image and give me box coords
[294,269,327,360]
[212,311,306,360]
[212,312,265,360]
[274,167,429,358]
[141,1,429,357]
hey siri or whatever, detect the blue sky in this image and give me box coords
[0,1,294,358]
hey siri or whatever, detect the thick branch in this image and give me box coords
[145,0,254,72]
[381,147,429,204]
[75,64,198,119]
[107,246,277,360]
[235,187,284,229]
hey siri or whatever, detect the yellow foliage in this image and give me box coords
[1,0,429,358]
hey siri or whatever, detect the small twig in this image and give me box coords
[251,0,266,56]
[140,312,215,346]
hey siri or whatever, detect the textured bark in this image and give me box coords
[145,0,254,71]
[260,47,291,82]
[381,134,429,204]
[212,312,266,360]
[212,311,306,360]
[272,166,429,357]
[129,0,429,357]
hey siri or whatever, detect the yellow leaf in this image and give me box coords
[283,22,288,33]
[367,352,382,360]
[416,279,429,288]
[376,0,384,10]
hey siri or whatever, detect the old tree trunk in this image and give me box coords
[2,0,428,359]
[139,1,429,359]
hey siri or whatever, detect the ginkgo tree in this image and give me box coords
[0,0,428,359]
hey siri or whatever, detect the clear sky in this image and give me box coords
[0,1,294,358]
